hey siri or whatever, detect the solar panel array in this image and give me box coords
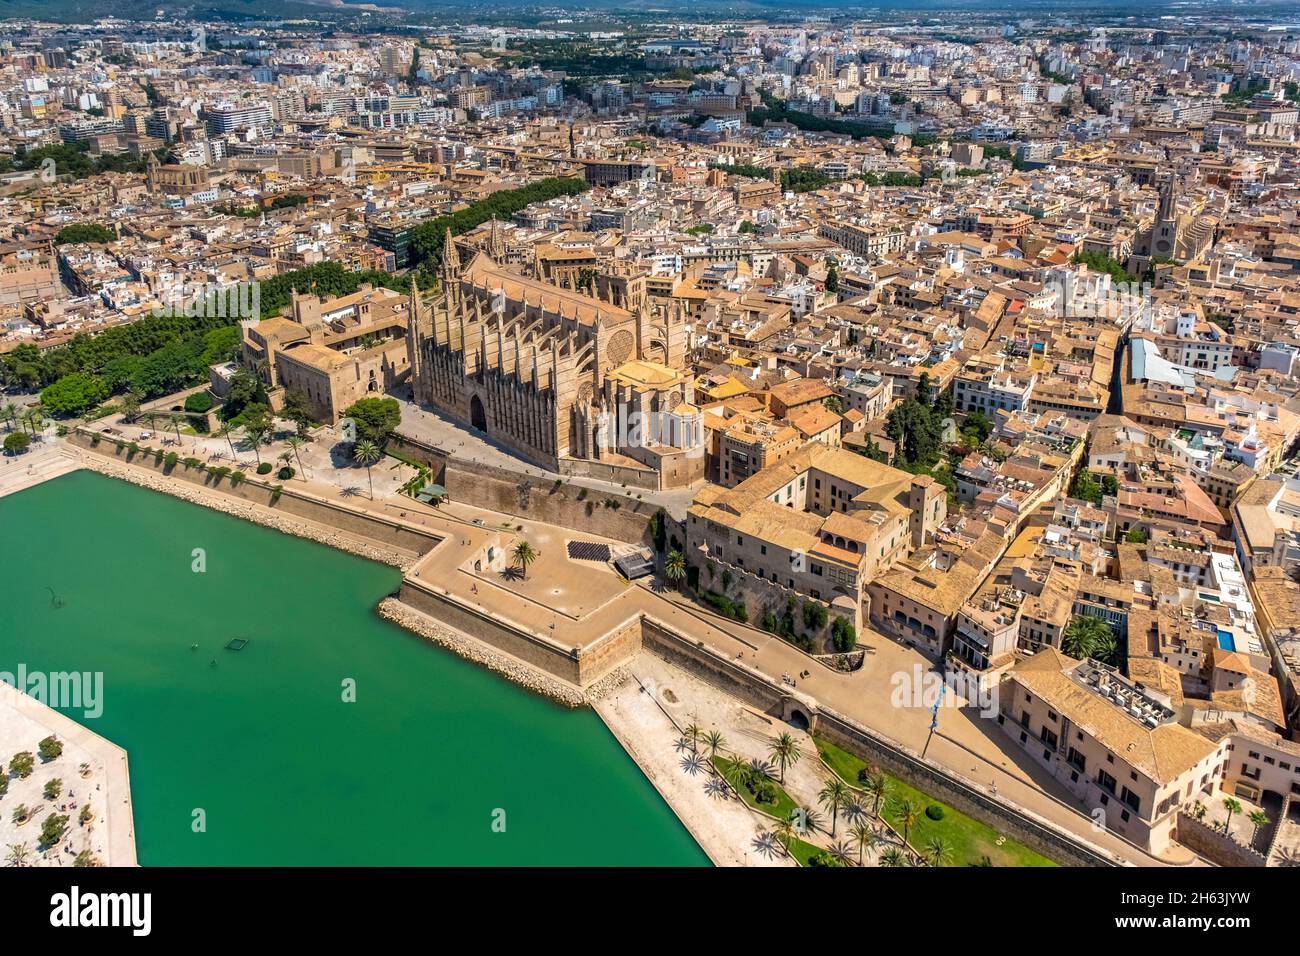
[567,540,611,563]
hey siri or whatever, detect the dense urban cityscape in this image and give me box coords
[0,1,1298,902]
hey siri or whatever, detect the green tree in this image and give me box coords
[893,798,921,851]
[818,778,852,837]
[3,432,30,455]
[40,371,108,417]
[924,835,954,867]
[54,223,115,245]
[1222,797,1242,834]
[863,772,890,817]
[823,395,843,414]
[286,435,308,478]
[831,616,857,652]
[684,724,702,754]
[352,439,383,498]
[243,422,268,465]
[1069,469,1103,504]
[343,397,402,445]
[39,814,69,848]
[915,371,934,409]
[215,423,239,462]
[886,397,942,468]
[43,778,63,801]
[1248,810,1270,843]
[119,390,142,423]
[664,549,687,590]
[37,736,62,762]
[768,732,802,784]
[511,539,539,580]
[851,820,879,865]
[703,730,725,759]
[9,752,34,778]
[1062,615,1118,661]
[825,264,839,294]
[5,843,31,867]
[281,387,315,437]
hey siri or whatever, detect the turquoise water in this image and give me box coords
[0,470,708,866]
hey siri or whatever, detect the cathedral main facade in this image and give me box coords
[406,231,705,489]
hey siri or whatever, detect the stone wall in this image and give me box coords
[641,617,788,715]
[71,430,441,557]
[443,460,656,545]
[388,432,449,472]
[397,578,584,685]
[557,455,658,491]
[391,430,657,544]
[1174,812,1267,867]
[694,564,861,650]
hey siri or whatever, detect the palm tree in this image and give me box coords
[216,423,239,461]
[168,413,186,443]
[771,816,795,854]
[1222,797,1242,834]
[1248,810,1270,844]
[850,820,879,866]
[119,391,141,424]
[244,424,267,464]
[683,723,702,754]
[768,732,802,784]
[664,549,687,590]
[818,778,852,837]
[703,730,726,760]
[511,539,539,579]
[352,439,382,498]
[864,772,890,818]
[828,840,854,867]
[285,435,308,478]
[893,798,921,851]
[725,757,752,790]
[278,451,293,476]
[2,402,18,433]
[924,836,954,867]
[878,847,909,867]
[5,842,30,867]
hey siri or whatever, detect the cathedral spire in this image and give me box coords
[441,228,460,279]
[441,228,461,306]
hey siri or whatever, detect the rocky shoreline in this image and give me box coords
[377,598,629,708]
[77,455,414,569]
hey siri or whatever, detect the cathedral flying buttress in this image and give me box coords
[406,230,705,489]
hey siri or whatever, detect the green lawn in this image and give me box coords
[713,755,800,823]
[813,736,1057,867]
[785,836,824,866]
